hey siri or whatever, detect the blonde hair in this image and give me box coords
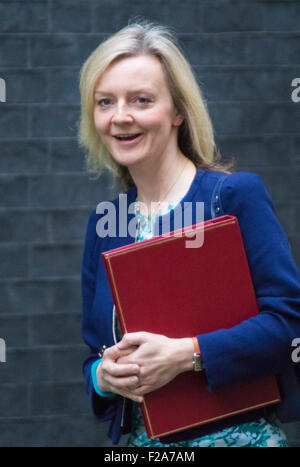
[78,21,234,190]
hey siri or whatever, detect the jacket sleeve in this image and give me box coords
[197,172,300,391]
[81,209,119,421]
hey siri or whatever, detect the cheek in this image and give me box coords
[93,109,107,135]
[141,108,174,134]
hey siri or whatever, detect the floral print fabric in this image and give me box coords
[127,402,287,447]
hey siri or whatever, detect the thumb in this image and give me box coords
[103,344,122,361]
[118,332,148,349]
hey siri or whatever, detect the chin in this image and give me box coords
[111,151,149,168]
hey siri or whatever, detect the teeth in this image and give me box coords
[115,133,141,140]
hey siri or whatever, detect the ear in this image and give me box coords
[173,109,184,127]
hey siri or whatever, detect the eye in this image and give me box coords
[98,98,112,107]
[136,96,151,105]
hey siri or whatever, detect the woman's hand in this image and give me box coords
[96,344,144,403]
[116,332,194,396]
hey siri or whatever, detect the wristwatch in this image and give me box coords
[192,337,204,372]
[193,352,204,371]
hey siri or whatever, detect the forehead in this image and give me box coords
[95,54,168,92]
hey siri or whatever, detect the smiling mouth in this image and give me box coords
[114,133,143,141]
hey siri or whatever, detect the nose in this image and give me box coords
[111,102,134,124]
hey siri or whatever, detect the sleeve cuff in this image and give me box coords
[91,358,116,398]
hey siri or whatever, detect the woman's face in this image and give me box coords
[93,54,183,168]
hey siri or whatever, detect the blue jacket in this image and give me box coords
[81,169,300,445]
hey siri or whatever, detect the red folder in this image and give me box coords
[102,215,281,440]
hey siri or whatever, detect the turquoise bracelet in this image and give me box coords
[91,358,116,398]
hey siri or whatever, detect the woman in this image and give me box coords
[79,21,300,447]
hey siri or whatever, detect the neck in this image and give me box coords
[128,150,196,217]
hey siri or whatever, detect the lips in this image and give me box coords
[113,133,143,141]
[112,133,144,146]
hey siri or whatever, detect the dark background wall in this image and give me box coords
[0,0,299,447]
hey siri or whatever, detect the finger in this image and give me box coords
[116,347,140,365]
[116,346,139,359]
[103,343,136,362]
[103,344,122,361]
[104,360,140,378]
[106,374,140,394]
[118,332,148,349]
[116,354,134,365]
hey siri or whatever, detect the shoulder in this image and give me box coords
[202,169,264,191]
[222,171,265,193]
[222,171,270,212]
[203,169,268,203]
[200,169,274,219]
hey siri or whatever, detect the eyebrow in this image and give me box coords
[94,87,156,96]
